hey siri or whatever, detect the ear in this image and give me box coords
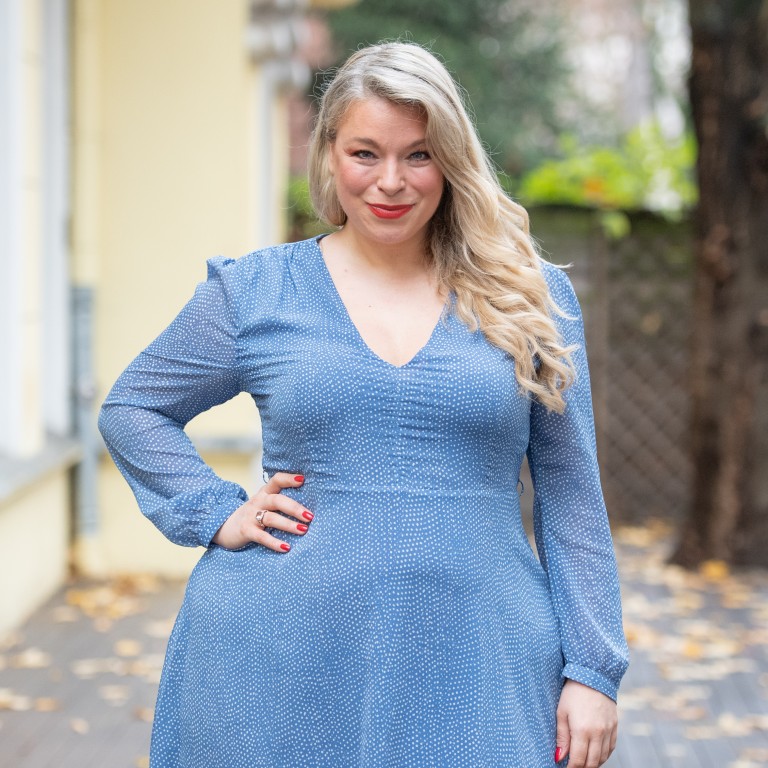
[327,143,337,176]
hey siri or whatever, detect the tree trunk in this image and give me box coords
[670,0,768,568]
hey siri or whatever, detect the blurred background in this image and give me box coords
[0,0,766,765]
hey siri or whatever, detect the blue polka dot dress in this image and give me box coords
[99,236,629,767]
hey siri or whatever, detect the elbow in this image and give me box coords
[97,402,111,444]
[97,398,119,449]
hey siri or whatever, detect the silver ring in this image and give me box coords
[254,509,269,528]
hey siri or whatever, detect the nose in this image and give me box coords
[376,158,405,195]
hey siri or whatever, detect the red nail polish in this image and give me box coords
[302,510,314,521]
[296,524,308,532]
[554,747,564,763]
[280,543,291,551]
[294,475,305,483]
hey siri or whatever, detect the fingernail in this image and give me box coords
[554,747,564,763]
[294,475,305,483]
[280,543,291,551]
[296,523,308,533]
[302,510,314,521]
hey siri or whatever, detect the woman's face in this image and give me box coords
[327,97,444,251]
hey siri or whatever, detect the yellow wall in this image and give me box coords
[71,0,287,576]
[0,0,299,637]
[94,0,260,385]
[0,472,70,638]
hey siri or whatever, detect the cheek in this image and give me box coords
[336,164,371,198]
[418,168,445,209]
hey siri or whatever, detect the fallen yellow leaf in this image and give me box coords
[682,640,703,659]
[10,647,51,669]
[0,631,23,652]
[133,706,154,723]
[718,712,754,737]
[700,559,729,582]
[0,689,32,711]
[51,605,80,623]
[70,717,90,735]
[114,639,142,658]
[143,618,175,638]
[34,697,60,712]
[99,685,130,705]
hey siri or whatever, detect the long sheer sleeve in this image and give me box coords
[527,264,629,702]
[98,257,249,548]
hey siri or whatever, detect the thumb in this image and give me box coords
[555,708,570,763]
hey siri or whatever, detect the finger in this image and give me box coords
[261,492,314,523]
[609,723,618,754]
[606,722,618,761]
[263,471,305,495]
[599,731,612,766]
[585,737,604,768]
[567,734,589,768]
[251,526,292,553]
[555,707,570,764]
[256,509,309,536]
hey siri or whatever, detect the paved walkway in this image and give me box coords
[1,521,766,767]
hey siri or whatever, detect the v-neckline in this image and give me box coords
[313,235,447,370]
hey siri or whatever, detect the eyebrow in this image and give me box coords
[346,137,427,149]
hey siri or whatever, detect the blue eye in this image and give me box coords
[353,150,376,159]
[409,151,430,161]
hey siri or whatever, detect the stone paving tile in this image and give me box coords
[0,576,184,768]
[614,521,768,768]
[1,524,766,767]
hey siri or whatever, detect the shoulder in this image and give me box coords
[206,237,319,286]
[538,257,575,299]
[191,236,327,329]
[201,237,323,309]
[537,258,580,316]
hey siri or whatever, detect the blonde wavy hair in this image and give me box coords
[308,42,576,412]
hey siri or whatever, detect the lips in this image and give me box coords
[367,203,414,219]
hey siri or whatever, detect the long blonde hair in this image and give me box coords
[308,42,576,412]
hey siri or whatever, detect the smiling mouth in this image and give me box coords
[367,203,414,219]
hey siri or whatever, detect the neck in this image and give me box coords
[329,227,430,278]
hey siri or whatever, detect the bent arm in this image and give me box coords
[98,258,248,547]
[527,264,629,701]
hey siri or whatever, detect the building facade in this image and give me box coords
[0,0,347,636]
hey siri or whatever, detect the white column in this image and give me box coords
[0,0,44,456]
[42,0,72,438]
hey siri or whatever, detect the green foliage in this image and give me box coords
[323,0,571,174]
[286,176,327,241]
[518,122,697,224]
[287,176,314,219]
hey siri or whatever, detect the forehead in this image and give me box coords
[335,97,427,138]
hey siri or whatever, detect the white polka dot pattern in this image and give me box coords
[99,236,629,767]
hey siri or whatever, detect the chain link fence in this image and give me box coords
[531,206,694,524]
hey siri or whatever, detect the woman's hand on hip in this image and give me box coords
[555,679,618,767]
[211,472,312,553]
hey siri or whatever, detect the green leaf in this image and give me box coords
[518,120,698,221]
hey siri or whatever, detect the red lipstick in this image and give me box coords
[368,203,413,219]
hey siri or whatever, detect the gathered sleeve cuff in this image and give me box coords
[98,257,249,548]
[527,262,630,702]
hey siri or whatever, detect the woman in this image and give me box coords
[100,42,628,768]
